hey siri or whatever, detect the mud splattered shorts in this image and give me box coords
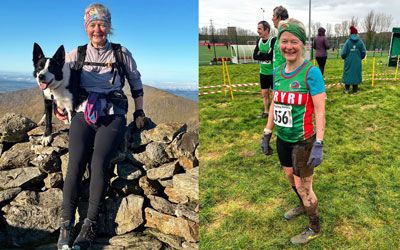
[276,135,315,177]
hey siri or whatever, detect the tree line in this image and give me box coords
[199,10,394,50]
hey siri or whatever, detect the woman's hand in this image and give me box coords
[53,104,68,121]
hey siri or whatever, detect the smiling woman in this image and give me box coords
[57,3,146,250]
[262,18,326,245]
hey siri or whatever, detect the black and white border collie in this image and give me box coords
[32,43,73,146]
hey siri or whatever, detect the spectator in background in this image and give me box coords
[271,6,289,69]
[341,26,366,94]
[253,20,276,118]
[207,43,211,52]
[313,27,330,76]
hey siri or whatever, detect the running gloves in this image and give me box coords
[134,109,146,129]
[261,132,273,155]
[307,141,323,167]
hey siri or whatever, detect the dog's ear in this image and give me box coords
[33,43,45,65]
[53,45,65,66]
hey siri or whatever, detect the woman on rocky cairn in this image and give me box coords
[56,3,146,250]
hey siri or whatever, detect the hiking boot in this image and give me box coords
[344,89,350,94]
[57,220,74,250]
[258,112,269,118]
[284,205,305,220]
[72,218,96,250]
[290,227,321,245]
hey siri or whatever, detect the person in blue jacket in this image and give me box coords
[341,26,366,94]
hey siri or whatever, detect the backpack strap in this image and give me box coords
[111,43,128,88]
[70,44,88,109]
[76,44,88,70]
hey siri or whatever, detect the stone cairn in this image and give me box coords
[0,113,199,249]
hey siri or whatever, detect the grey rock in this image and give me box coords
[80,195,143,236]
[0,167,45,189]
[166,131,198,159]
[164,187,189,204]
[60,153,69,181]
[164,167,199,203]
[110,177,143,196]
[145,142,170,166]
[0,187,21,204]
[178,155,198,171]
[2,188,62,247]
[44,172,63,189]
[142,123,187,144]
[0,113,36,143]
[133,142,170,169]
[139,176,162,196]
[50,132,69,148]
[30,144,62,155]
[130,131,149,150]
[145,208,199,242]
[115,161,144,180]
[30,152,61,173]
[148,195,177,216]
[27,124,69,137]
[147,161,181,180]
[175,204,199,223]
[113,194,145,235]
[194,147,199,161]
[107,232,163,250]
[0,142,34,170]
[182,241,199,249]
[158,179,173,188]
[146,228,184,250]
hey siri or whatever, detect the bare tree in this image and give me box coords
[334,23,341,37]
[363,10,376,49]
[312,22,321,37]
[350,16,359,29]
[375,13,393,33]
[236,27,257,36]
[199,26,209,35]
[215,28,228,36]
[340,20,349,37]
[326,23,332,38]
[373,12,393,49]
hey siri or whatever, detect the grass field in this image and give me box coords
[199,45,232,66]
[199,56,400,249]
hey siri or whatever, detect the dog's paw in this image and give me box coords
[41,135,53,146]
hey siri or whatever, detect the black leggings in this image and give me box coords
[316,56,327,76]
[62,112,126,222]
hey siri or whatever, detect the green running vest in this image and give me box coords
[259,37,273,75]
[273,38,286,69]
[273,61,315,143]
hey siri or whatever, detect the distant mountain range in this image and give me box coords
[0,85,198,130]
[0,71,198,102]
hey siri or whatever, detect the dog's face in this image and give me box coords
[32,43,65,90]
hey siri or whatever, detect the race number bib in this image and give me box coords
[273,104,293,127]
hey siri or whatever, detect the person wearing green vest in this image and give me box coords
[341,25,366,94]
[261,18,326,245]
[272,6,289,69]
[253,20,276,118]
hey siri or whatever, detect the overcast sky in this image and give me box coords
[200,0,400,34]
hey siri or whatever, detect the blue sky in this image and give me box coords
[0,0,198,89]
